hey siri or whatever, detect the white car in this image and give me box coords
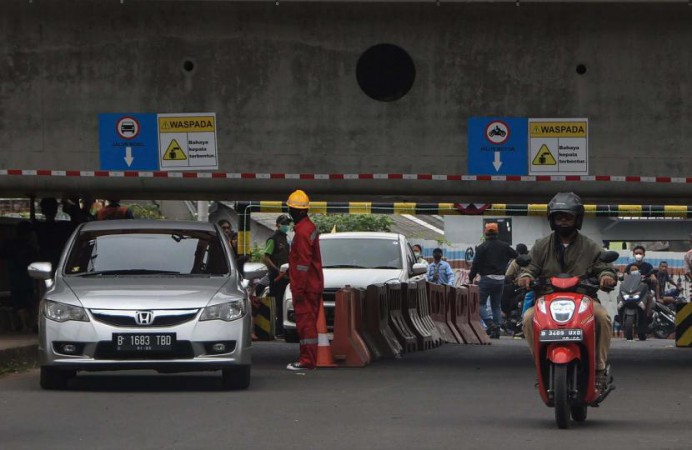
[29,220,266,390]
[282,232,427,342]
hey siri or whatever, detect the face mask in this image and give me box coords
[414,251,421,258]
[634,254,644,262]
[280,225,290,234]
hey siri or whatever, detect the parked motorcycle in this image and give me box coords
[648,301,677,339]
[516,251,619,429]
[617,271,650,341]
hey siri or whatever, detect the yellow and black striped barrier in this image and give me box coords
[675,303,692,348]
[254,296,276,341]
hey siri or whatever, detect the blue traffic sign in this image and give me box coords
[99,113,159,170]
[467,117,528,175]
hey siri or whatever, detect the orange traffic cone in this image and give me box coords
[316,300,337,368]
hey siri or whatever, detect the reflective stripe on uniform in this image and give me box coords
[296,264,309,272]
[310,229,318,242]
[300,338,318,345]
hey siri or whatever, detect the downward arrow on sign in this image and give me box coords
[492,151,503,172]
[124,146,134,167]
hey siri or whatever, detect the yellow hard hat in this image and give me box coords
[287,189,310,209]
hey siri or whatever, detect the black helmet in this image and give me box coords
[276,214,292,225]
[548,192,584,230]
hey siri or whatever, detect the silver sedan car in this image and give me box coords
[28,220,265,390]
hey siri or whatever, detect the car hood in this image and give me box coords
[322,268,404,289]
[62,277,229,309]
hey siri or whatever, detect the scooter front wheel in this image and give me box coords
[553,364,570,429]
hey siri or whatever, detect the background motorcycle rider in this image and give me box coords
[518,192,617,388]
[623,245,657,312]
[655,261,682,305]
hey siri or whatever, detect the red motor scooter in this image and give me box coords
[517,251,618,429]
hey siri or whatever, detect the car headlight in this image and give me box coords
[549,299,576,323]
[578,296,591,314]
[43,300,89,323]
[200,300,246,322]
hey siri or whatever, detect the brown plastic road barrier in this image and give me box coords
[412,280,444,347]
[351,287,380,361]
[466,284,491,345]
[365,284,403,358]
[386,283,418,353]
[401,282,434,350]
[316,299,337,368]
[443,286,464,344]
[428,283,459,344]
[448,286,479,344]
[331,286,371,367]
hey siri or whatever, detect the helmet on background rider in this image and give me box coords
[286,190,310,209]
[547,192,585,232]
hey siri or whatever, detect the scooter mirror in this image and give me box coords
[515,254,532,267]
[599,250,619,263]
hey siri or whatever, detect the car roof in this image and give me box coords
[319,231,403,240]
[78,219,217,232]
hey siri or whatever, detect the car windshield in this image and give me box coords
[320,237,402,269]
[64,229,230,276]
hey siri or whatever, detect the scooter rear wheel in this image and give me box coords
[554,364,570,429]
[570,405,587,422]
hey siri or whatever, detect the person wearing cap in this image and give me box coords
[427,248,455,286]
[285,190,324,371]
[468,222,518,338]
[262,214,293,338]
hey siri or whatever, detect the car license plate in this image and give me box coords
[113,333,176,352]
[539,329,583,342]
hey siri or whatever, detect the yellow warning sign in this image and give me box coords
[530,121,587,138]
[532,145,556,165]
[159,115,215,133]
[162,139,187,160]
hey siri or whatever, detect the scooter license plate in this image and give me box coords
[539,329,583,342]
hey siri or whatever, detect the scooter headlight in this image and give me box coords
[536,297,547,314]
[578,296,591,314]
[549,299,576,323]
[622,294,640,300]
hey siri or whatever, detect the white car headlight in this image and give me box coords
[549,299,576,323]
[200,300,246,322]
[43,300,89,323]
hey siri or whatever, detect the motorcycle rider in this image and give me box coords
[518,192,617,388]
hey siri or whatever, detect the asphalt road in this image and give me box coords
[1,338,690,450]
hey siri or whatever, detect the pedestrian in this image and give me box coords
[518,192,616,389]
[217,219,233,244]
[0,221,39,332]
[261,214,292,337]
[96,199,134,220]
[468,223,518,338]
[285,190,323,371]
[412,244,429,268]
[230,231,250,277]
[426,248,454,286]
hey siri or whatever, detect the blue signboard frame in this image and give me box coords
[99,113,159,170]
[467,117,528,176]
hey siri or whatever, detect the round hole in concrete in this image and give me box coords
[182,59,196,73]
[356,43,415,102]
[576,64,587,75]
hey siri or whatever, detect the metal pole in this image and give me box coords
[197,200,208,222]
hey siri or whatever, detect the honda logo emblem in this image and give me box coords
[135,311,154,326]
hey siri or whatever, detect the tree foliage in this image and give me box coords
[311,214,393,234]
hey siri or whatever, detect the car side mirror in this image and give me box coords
[412,262,427,276]
[242,262,268,282]
[28,262,54,289]
[515,255,532,268]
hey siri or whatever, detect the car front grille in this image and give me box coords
[90,309,199,327]
[94,341,195,360]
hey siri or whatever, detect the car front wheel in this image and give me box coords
[221,365,251,390]
[40,367,75,390]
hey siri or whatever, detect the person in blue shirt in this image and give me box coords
[427,248,455,286]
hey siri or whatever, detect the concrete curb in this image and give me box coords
[0,345,38,368]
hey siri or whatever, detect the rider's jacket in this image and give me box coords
[518,232,616,293]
